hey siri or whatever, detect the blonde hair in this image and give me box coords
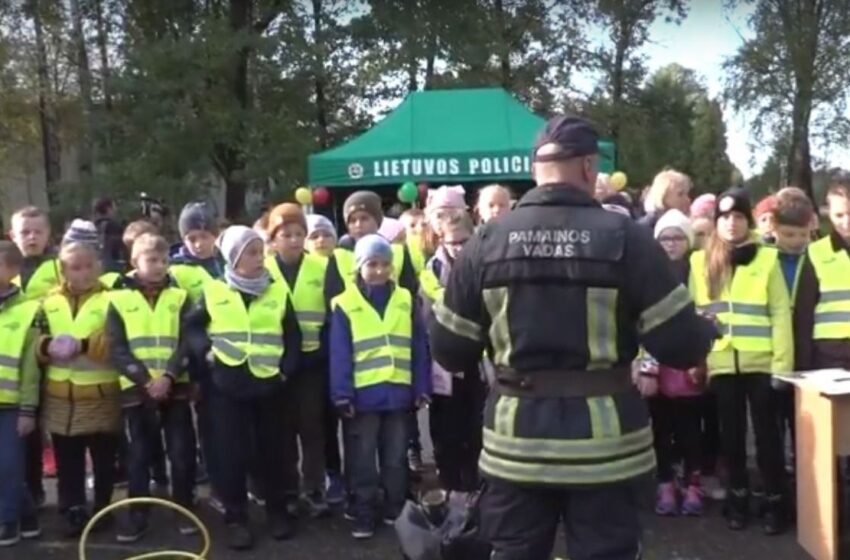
[704,231,732,300]
[476,184,512,208]
[59,241,99,263]
[644,169,692,215]
[131,233,168,261]
[11,206,49,229]
[439,212,475,237]
[123,220,158,250]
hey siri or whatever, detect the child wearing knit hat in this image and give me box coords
[643,209,706,518]
[324,191,419,305]
[328,234,431,539]
[170,202,223,303]
[263,202,334,517]
[305,215,337,258]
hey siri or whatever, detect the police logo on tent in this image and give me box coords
[348,163,364,180]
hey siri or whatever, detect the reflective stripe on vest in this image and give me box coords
[808,237,850,339]
[13,259,61,301]
[479,393,655,485]
[110,287,189,389]
[204,279,287,379]
[0,298,40,405]
[43,292,118,385]
[170,264,214,303]
[266,254,327,352]
[690,246,777,353]
[331,286,413,389]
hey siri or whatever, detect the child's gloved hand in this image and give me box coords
[335,401,355,419]
[146,376,173,401]
[47,335,81,362]
[415,395,431,409]
[17,415,35,437]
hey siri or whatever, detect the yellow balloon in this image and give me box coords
[610,171,628,191]
[295,187,313,205]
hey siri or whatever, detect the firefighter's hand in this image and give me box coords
[17,415,35,437]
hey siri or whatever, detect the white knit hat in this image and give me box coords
[654,209,693,247]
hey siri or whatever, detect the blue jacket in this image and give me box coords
[778,251,803,298]
[170,245,224,279]
[330,281,431,412]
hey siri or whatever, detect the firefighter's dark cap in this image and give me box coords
[533,115,599,162]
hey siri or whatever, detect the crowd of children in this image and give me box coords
[1,173,849,551]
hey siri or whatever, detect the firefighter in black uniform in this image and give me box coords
[428,116,717,560]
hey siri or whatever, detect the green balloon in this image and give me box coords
[398,181,418,203]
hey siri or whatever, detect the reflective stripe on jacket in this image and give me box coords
[266,253,327,352]
[110,287,189,389]
[204,279,287,379]
[332,285,412,389]
[42,292,118,386]
[808,237,850,340]
[0,299,41,404]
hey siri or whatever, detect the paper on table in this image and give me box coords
[779,369,850,396]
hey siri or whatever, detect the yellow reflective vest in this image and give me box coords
[42,292,118,386]
[100,272,121,289]
[808,236,850,340]
[204,279,287,379]
[13,258,61,301]
[406,236,426,275]
[331,285,413,389]
[689,246,793,375]
[170,264,215,303]
[0,298,40,405]
[266,254,327,353]
[419,267,443,302]
[110,287,189,389]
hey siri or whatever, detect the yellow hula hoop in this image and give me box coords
[78,497,211,560]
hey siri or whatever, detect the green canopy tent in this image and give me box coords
[308,88,615,187]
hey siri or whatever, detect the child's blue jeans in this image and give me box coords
[0,409,36,524]
[345,410,409,520]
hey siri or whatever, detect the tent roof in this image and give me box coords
[308,87,615,187]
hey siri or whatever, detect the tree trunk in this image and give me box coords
[494,0,511,88]
[788,91,814,201]
[609,18,631,145]
[69,0,94,184]
[312,0,330,149]
[31,0,61,201]
[424,32,437,90]
[93,0,112,111]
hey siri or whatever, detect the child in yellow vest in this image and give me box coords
[36,228,121,538]
[185,225,301,551]
[688,188,793,536]
[305,214,337,258]
[266,203,331,518]
[9,206,57,507]
[106,233,196,543]
[0,241,42,547]
[330,234,431,539]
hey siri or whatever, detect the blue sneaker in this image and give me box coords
[350,515,374,539]
[326,473,345,506]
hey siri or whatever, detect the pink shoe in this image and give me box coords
[682,485,704,516]
[655,483,678,516]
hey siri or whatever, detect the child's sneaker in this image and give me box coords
[326,472,345,505]
[20,514,41,539]
[655,482,678,516]
[682,485,704,516]
[701,475,727,501]
[116,515,147,543]
[0,523,20,547]
[303,491,330,518]
[351,515,375,539]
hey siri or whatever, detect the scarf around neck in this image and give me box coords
[224,266,271,296]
